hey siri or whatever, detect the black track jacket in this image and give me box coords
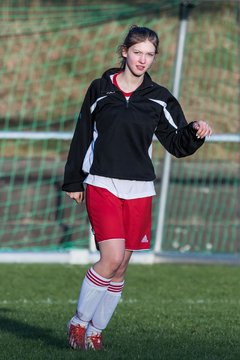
[62,69,204,192]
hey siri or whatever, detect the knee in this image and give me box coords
[93,256,123,279]
[100,252,124,277]
[113,252,132,281]
[108,253,124,272]
[114,263,127,281]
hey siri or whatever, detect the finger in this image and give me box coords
[194,121,205,137]
[75,192,85,204]
[67,193,80,203]
[193,122,200,131]
[202,125,212,138]
[66,192,84,203]
[71,195,80,204]
[196,124,210,138]
[196,129,205,138]
[77,192,84,203]
[207,126,213,137]
[197,129,207,138]
[80,192,85,202]
[194,121,212,139]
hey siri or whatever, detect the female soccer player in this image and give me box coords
[62,25,212,351]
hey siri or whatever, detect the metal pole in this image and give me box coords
[154,2,193,253]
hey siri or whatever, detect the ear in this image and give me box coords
[121,46,128,58]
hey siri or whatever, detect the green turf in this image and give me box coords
[0,263,240,360]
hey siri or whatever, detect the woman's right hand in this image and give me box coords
[66,191,84,204]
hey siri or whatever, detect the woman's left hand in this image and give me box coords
[193,121,213,139]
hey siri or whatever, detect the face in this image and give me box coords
[122,39,156,77]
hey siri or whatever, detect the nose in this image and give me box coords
[139,54,146,64]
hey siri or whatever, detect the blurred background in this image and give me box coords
[0,0,239,260]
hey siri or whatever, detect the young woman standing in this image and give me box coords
[62,25,212,351]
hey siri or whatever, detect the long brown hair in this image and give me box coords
[118,25,159,69]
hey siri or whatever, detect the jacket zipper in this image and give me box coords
[102,83,154,109]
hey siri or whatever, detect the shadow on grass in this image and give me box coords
[0,311,66,350]
[1,309,239,359]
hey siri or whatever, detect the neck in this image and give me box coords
[117,66,144,93]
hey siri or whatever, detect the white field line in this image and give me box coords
[0,298,239,305]
[0,298,137,305]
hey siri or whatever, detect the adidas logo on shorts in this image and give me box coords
[141,235,148,243]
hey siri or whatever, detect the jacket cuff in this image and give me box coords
[62,182,85,192]
[189,121,198,134]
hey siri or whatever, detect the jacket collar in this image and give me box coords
[101,68,154,92]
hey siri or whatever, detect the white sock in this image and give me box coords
[86,322,102,336]
[74,267,111,327]
[88,280,125,333]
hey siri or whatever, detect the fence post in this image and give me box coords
[154,1,193,253]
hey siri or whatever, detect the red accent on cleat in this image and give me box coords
[87,333,103,351]
[68,323,87,350]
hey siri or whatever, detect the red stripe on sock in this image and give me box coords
[108,287,123,293]
[108,285,124,290]
[86,273,107,287]
[86,269,110,287]
[88,269,111,286]
[108,283,124,293]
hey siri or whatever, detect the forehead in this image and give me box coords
[130,40,156,53]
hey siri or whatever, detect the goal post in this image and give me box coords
[0,1,239,260]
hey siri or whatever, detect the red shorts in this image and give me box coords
[86,185,152,251]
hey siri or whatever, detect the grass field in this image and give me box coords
[0,263,240,360]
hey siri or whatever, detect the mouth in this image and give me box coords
[136,65,145,71]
